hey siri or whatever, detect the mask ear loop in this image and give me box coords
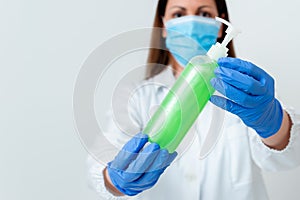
[161,17,167,27]
[161,17,168,39]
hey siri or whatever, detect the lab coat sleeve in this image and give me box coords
[86,82,144,199]
[249,105,300,172]
[86,155,133,200]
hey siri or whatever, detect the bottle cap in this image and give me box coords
[207,17,241,60]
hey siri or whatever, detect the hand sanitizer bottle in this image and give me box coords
[143,18,240,153]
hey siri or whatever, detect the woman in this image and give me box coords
[87,0,300,199]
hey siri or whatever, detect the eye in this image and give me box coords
[198,11,213,18]
[173,12,184,18]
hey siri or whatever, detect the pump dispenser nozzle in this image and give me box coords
[207,17,241,60]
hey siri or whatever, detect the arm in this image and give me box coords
[248,106,300,171]
[210,57,300,171]
[262,110,292,150]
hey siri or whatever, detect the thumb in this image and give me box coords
[209,95,241,116]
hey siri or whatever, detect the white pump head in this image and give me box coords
[207,17,241,60]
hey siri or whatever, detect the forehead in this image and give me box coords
[166,0,217,8]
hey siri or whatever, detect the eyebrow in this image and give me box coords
[169,5,212,11]
[169,5,186,10]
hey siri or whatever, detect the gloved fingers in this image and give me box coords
[126,150,177,191]
[218,57,267,81]
[123,189,142,197]
[214,66,266,95]
[145,150,177,177]
[210,95,244,116]
[129,151,177,191]
[109,148,168,193]
[210,77,261,108]
[111,176,143,197]
[145,149,177,171]
[122,143,160,182]
[107,165,149,196]
[145,149,170,172]
[121,133,149,152]
[136,148,176,174]
[110,133,148,170]
[125,169,165,191]
[165,151,178,167]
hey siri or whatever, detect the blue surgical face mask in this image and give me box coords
[164,15,221,67]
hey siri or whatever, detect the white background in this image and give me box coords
[1,0,299,199]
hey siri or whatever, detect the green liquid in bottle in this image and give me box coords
[143,55,218,153]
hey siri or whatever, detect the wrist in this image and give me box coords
[103,167,124,196]
[262,110,292,150]
[256,99,284,138]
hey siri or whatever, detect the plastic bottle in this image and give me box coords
[143,17,240,153]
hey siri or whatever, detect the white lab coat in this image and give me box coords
[86,67,300,200]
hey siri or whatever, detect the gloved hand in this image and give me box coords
[210,57,283,138]
[106,133,177,196]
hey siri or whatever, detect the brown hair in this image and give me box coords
[146,0,236,79]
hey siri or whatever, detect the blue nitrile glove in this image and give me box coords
[106,133,177,196]
[210,57,283,138]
